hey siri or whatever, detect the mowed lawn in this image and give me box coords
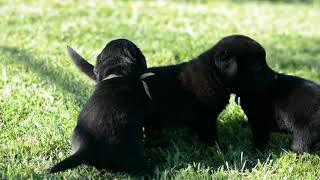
[1,0,320,179]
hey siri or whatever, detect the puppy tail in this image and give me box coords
[66,46,97,81]
[49,151,84,174]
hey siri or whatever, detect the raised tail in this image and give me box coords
[66,46,97,81]
[49,151,84,174]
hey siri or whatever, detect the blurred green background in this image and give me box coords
[1,0,320,179]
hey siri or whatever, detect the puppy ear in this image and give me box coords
[215,56,237,77]
[67,46,97,81]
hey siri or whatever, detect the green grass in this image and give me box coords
[1,0,320,179]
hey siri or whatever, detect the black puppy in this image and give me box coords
[69,36,256,146]
[215,35,320,153]
[49,39,153,174]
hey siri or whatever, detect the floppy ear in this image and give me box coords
[67,46,96,81]
[215,56,237,77]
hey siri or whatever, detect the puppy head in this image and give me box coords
[210,35,271,93]
[94,39,147,82]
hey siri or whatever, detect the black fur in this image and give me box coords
[49,39,152,174]
[69,36,257,145]
[216,35,320,153]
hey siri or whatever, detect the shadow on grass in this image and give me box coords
[147,97,317,177]
[145,116,292,177]
[0,45,91,105]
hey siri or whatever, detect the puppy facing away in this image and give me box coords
[215,35,320,153]
[69,35,260,146]
[49,39,153,174]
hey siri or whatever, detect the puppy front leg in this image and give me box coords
[143,117,163,147]
[241,98,270,151]
[291,128,311,153]
[191,113,218,146]
[248,116,270,151]
[144,125,161,141]
[121,151,154,175]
